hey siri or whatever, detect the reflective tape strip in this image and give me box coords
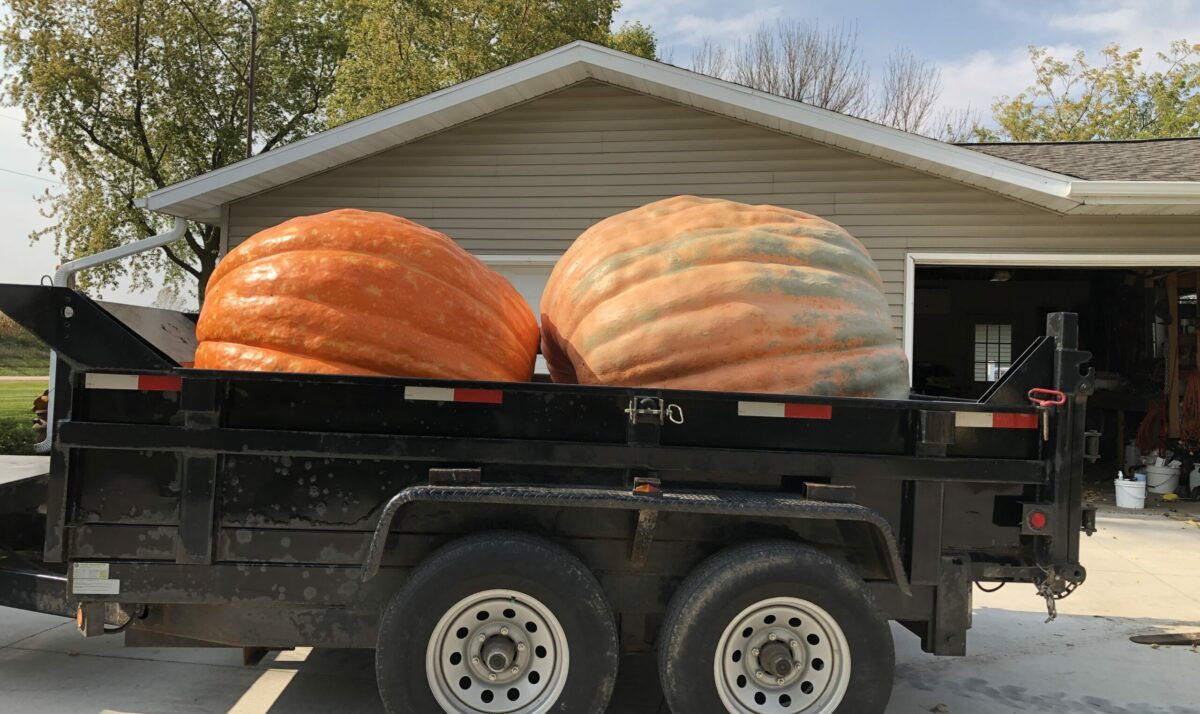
[404,386,503,404]
[738,401,832,420]
[453,388,504,404]
[955,411,1039,430]
[84,373,182,391]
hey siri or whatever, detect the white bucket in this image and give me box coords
[1144,465,1180,495]
[1115,479,1146,509]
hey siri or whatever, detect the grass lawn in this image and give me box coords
[1,314,49,376]
[0,380,47,455]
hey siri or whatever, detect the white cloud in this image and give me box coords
[937,0,1200,122]
[1047,0,1200,58]
[937,44,1079,116]
[615,0,785,57]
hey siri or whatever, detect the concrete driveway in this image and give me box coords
[1,512,1197,714]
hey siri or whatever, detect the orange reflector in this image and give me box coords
[75,605,84,629]
[633,482,661,494]
[1028,510,1049,530]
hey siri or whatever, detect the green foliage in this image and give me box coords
[982,40,1200,142]
[608,21,656,60]
[2,0,356,302]
[0,381,46,455]
[0,315,48,376]
[327,0,654,124]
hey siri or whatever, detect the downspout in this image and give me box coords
[35,217,189,454]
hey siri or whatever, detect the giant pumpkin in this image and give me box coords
[540,196,909,398]
[195,209,539,381]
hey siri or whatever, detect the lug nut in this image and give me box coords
[500,627,509,636]
[517,643,526,651]
[478,634,487,643]
[488,673,497,681]
[472,656,480,665]
[511,666,519,674]
[776,677,785,685]
[751,648,760,657]
[768,633,777,641]
[755,670,764,679]
[790,640,799,648]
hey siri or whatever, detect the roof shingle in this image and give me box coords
[958,138,1200,181]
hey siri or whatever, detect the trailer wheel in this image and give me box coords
[375,532,618,714]
[658,541,894,714]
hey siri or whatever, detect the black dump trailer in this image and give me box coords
[0,283,1096,714]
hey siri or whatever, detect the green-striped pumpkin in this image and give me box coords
[540,196,909,398]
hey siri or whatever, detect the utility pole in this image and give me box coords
[237,0,258,158]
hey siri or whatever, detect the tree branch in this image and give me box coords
[179,0,248,86]
[260,101,321,152]
[130,0,166,187]
[161,244,201,279]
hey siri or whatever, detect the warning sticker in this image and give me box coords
[72,562,119,595]
[72,578,120,595]
[72,563,110,580]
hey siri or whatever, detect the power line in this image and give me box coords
[0,166,62,184]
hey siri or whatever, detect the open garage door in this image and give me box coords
[910,254,1200,497]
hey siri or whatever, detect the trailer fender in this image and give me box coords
[359,484,911,596]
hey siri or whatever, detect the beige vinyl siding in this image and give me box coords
[228,80,1200,335]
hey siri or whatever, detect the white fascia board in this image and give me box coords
[1068,180,1200,208]
[1063,180,1200,215]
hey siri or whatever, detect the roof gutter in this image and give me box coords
[1068,180,1200,202]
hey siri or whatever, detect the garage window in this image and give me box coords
[974,323,1012,382]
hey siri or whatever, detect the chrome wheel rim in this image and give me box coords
[714,597,851,713]
[427,589,568,714]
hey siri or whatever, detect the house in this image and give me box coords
[139,42,1200,470]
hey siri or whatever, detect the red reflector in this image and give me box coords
[1028,510,1048,530]
[137,375,183,392]
[453,388,503,404]
[783,403,833,420]
[993,412,1039,430]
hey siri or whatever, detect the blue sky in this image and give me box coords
[3,0,1200,297]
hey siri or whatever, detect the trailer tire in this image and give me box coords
[375,531,618,714]
[658,540,894,714]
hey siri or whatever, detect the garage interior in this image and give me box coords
[913,264,1200,497]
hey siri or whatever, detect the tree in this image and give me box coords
[327,0,656,124]
[2,0,356,304]
[982,41,1200,141]
[688,20,955,138]
[877,48,941,134]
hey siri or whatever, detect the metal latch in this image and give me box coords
[1082,430,1101,462]
[624,397,684,425]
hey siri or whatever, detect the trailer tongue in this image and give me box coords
[0,283,1095,714]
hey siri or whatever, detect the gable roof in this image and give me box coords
[139,41,1200,222]
[961,138,1200,182]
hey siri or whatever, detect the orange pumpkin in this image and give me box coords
[195,209,539,381]
[540,196,909,398]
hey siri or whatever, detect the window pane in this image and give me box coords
[973,323,1012,383]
